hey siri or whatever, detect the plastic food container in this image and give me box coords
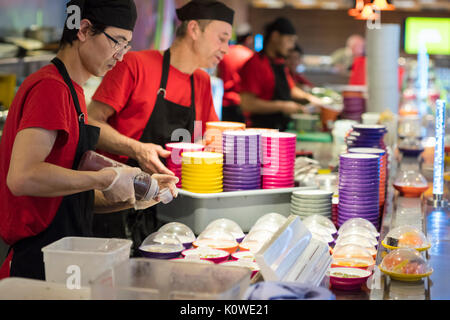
[331,244,375,270]
[338,218,379,238]
[379,248,433,281]
[249,219,283,234]
[193,227,238,253]
[381,225,431,251]
[254,212,287,228]
[328,267,371,291]
[181,247,230,264]
[139,232,184,259]
[303,215,337,235]
[158,222,196,249]
[90,258,251,300]
[238,229,275,253]
[334,235,377,258]
[336,231,378,247]
[42,237,132,286]
[204,218,245,243]
[220,260,260,279]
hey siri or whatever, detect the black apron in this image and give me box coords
[93,49,196,256]
[9,58,100,280]
[249,53,292,131]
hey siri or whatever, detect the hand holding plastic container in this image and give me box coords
[78,150,176,204]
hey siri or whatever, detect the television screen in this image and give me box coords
[404,17,450,55]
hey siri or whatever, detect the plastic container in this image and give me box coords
[337,227,378,246]
[41,237,132,286]
[193,227,238,253]
[338,218,379,238]
[379,248,433,281]
[0,277,90,300]
[139,232,184,259]
[220,260,260,279]
[204,218,245,242]
[381,225,431,251]
[181,247,230,264]
[238,229,275,253]
[254,212,288,228]
[158,222,196,249]
[334,235,377,258]
[90,258,251,300]
[302,215,337,235]
[331,244,375,270]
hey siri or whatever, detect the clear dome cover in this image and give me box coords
[339,218,379,237]
[249,220,283,234]
[382,225,430,251]
[254,213,287,228]
[303,215,337,234]
[181,247,229,260]
[334,235,377,257]
[139,231,184,254]
[158,222,196,244]
[311,231,334,244]
[380,248,432,275]
[239,229,275,253]
[331,244,375,268]
[194,227,238,249]
[337,230,378,247]
[205,218,245,240]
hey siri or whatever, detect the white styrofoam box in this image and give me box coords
[42,237,132,287]
[0,277,90,300]
[157,187,314,234]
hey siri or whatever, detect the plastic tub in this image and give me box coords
[90,258,251,300]
[42,237,132,286]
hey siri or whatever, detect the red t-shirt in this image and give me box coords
[217,44,254,107]
[92,50,219,163]
[240,52,295,101]
[0,64,87,246]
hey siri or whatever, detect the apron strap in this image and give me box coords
[51,57,85,124]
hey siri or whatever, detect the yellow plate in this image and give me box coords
[182,174,223,181]
[182,181,223,188]
[381,240,431,252]
[182,187,223,194]
[182,166,223,173]
[379,266,433,282]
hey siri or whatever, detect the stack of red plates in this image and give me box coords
[165,142,205,188]
[332,196,339,227]
[261,132,297,189]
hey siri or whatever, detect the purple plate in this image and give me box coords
[139,249,182,260]
[339,165,380,171]
[338,203,379,211]
[338,195,380,203]
[223,180,261,187]
[224,164,261,169]
[224,172,261,178]
[339,172,380,178]
[339,176,379,182]
[338,211,380,218]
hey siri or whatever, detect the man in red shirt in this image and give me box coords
[87,0,234,252]
[217,23,254,122]
[0,0,178,281]
[240,17,323,131]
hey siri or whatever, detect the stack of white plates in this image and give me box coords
[290,190,333,219]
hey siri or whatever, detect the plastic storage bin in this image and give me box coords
[157,187,314,234]
[90,258,251,300]
[42,237,132,286]
[0,277,90,300]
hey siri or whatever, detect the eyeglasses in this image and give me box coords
[102,30,131,56]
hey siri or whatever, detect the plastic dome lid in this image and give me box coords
[240,229,275,253]
[303,215,337,234]
[382,225,430,251]
[249,220,283,234]
[380,248,432,275]
[331,244,375,268]
[158,222,196,244]
[205,218,245,239]
[337,230,378,246]
[139,231,184,253]
[254,213,287,227]
[339,218,379,237]
[195,227,238,248]
[334,235,377,256]
[311,231,334,244]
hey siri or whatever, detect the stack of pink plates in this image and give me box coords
[338,153,380,229]
[261,132,297,189]
[165,142,205,188]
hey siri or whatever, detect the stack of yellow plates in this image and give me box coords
[204,121,246,153]
[181,152,224,193]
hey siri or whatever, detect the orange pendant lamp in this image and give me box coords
[372,0,395,10]
[355,3,380,20]
[348,0,365,17]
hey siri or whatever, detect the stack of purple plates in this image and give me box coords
[222,130,261,191]
[340,97,366,122]
[338,153,380,229]
[345,124,387,149]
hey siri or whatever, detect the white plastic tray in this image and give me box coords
[157,187,315,234]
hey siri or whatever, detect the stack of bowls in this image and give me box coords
[345,124,387,149]
[222,130,261,191]
[290,190,333,219]
[332,196,339,227]
[165,142,205,188]
[204,121,246,153]
[181,152,223,193]
[261,132,297,189]
[348,147,387,207]
[338,153,380,229]
[340,90,366,122]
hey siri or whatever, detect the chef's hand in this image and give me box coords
[100,167,142,204]
[279,101,307,115]
[135,142,174,175]
[133,174,179,210]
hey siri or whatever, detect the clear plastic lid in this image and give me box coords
[382,225,430,250]
[205,218,245,240]
[311,231,334,244]
[139,231,184,253]
[339,218,379,237]
[303,215,337,234]
[239,229,275,253]
[221,260,260,272]
[331,244,375,268]
[182,247,229,259]
[249,220,283,234]
[195,227,237,248]
[337,229,378,246]
[254,213,287,228]
[334,235,377,256]
[380,248,432,275]
[158,222,196,244]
